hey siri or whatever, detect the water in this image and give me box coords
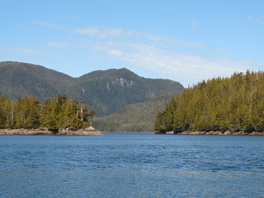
[0,133,264,197]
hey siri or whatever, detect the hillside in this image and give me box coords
[0,61,184,117]
[93,92,181,132]
[154,71,264,133]
[0,61,74,100]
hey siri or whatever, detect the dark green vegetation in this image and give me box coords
[0,61,184,117]
[155,71,264,133]
[0,94,95,130]
[93,92,181,132]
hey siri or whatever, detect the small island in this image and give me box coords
[0,94,102,135]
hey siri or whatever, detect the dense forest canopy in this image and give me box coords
[0,94,97,130]
[154,71,264,133]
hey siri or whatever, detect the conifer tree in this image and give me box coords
[154,71,264,133]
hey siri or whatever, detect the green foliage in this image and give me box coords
[0,94,97,130]
[155,71,264,133]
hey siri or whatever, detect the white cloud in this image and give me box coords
[73,26,173,42]
[16,25,38,33]
[33,22,63,28]
[256,19,260,22]
[42,42,68,48]
[78,39,263,86]
[144,33,171,41]
[72,25,263,86]
[0,36,5,39]
[191,20,198,29]
[5,47,54,56]
[179,41,206,49]
[120,46,262,85]
[108,49,123,56]
[73,26,124,38]
[58,16,76,20]
[248,16,254,20]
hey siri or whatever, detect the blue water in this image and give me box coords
[0,133,264,197]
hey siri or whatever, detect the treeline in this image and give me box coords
[154,71,264,133]
[0,94,97,130]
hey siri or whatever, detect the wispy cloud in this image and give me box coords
[128,49,261,85]
[55,25,264,86]
[5,47,55,56]
[16,25,38,33]
[73,26,173,42]
[57,16,76,20]
[179,41,206,49]
[191,20,198,29]
[248,16,261,23]
[41,42,68,48]
[73,28,263,86]
[0,36,5,39]
[32,22,63,29]
[108,49,123,56]
[73,26,124,38]
[104,43,258,83]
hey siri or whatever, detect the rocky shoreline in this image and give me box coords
[0,127,103,136]
[154,130,264,136]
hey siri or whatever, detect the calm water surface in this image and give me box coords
[0,133,264,197]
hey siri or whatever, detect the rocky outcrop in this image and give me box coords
[153,130,264,136]
[110,76,135,87]
[57,127,102,135]
[0,128,103,135]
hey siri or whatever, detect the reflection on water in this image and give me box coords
[0,133,264,197]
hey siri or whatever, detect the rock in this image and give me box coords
[0,128,102,136]
[154,129,264,136]
[85,126,96,131]
[166,131,174,134]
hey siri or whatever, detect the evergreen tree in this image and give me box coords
[154,71,264,133]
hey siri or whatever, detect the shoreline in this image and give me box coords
[153,130,264,136]
[0,128,103,136]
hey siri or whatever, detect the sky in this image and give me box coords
[1,0,264,87]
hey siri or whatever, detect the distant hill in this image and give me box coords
[93,92,181,132]
[0,61,184,117]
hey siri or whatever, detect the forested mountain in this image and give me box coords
[93,92,181,132]
[154,71,264,133]
[0,61,184,117]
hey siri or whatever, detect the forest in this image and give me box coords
[154,70,264,133]
[0,94,97,130]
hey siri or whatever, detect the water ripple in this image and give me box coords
[0,133,263,197]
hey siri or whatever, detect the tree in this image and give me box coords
[89,110,98,126]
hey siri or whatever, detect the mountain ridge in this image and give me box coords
[0,61,184,117]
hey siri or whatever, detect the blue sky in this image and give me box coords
[1,0,264,87]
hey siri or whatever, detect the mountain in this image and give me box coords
[93,92,181,132]
[0,61,185,117]
[0,61,74,100]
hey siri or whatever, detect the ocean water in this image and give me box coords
[0,133,263,197]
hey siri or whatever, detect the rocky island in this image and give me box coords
[0,126,102,135]
[154,130,264,136]
[0,94,102,135]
